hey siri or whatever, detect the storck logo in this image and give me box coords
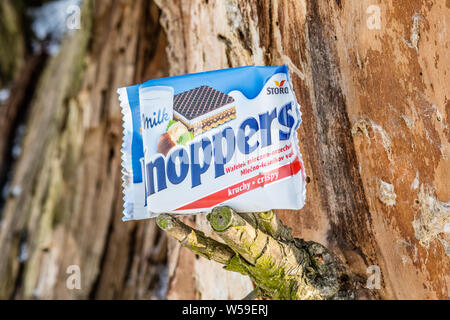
[267,80,289,95]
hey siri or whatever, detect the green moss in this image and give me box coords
[258,210,274,221]
[239,254,318,300]
[208,207,233,231]
[156,215,170,230]
[187,230,203,248]
[0,0,25,86]
[223,255,248,275]
[224,251,298,299]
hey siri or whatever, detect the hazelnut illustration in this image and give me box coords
[168,121,189,140]
[156,121,190,156]
[157,133,176,156]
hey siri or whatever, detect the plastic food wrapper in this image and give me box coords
[118,65,306,221]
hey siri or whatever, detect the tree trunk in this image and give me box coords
[0,0,448,300]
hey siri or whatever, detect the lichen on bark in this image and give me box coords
[0,0,25,87]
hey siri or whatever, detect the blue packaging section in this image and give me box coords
[126,65,290,184]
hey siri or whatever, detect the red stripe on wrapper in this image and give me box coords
[175,157,302,211]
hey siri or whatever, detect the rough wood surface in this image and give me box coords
[0,0,170,299]
[0,0,448,299]
[155,0,449,299]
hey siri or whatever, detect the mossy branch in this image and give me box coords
[158,207,355,300]
[156,214,235,265]
[239,210,294,242]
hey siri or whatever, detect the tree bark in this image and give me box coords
[0,0,171,300]
[0,0,448,300]
[0,0,26,88]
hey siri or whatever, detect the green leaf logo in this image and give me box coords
[177,131,194,145]
[167,120,177,131]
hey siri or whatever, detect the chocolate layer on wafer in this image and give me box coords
[173,85,236,135]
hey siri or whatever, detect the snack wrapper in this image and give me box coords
[118,65,306,220]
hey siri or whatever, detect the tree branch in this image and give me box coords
[158,207,356,300]
[156,214,235,265]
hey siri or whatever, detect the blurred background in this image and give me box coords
[0,0,448,300]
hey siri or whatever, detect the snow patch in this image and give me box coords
[412,185,450,256]
[19,242,28,263]
[378,180,396,207]
[410,172,419,190]
[28,0,82,55]
[10,185,23,198]
[371,122,393,162]
[0,88,10,104]
[404,14,421,51]
[225,0,242,31]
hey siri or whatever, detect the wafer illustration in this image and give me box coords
[173,86,236,135]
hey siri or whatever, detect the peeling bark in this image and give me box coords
[154,0,449,299]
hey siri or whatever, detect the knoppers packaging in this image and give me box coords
[118,65,306,220]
